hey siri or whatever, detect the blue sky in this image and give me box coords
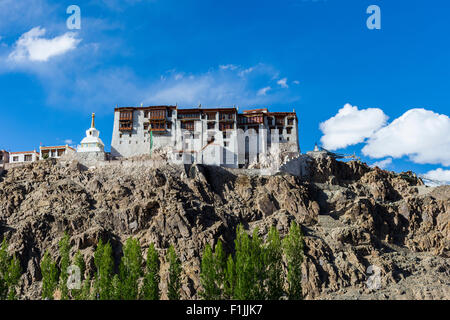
[0,0,449,182]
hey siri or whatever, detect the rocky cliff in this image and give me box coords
[0,155,448,300]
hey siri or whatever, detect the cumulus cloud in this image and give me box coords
[64,139,73,145]
[423,168,450,185]
[277,78,288,88]
[8,27,81,62]
[370,158,392,169]
[362,109,450,166]
[319,103,388,150]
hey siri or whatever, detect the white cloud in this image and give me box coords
[238,67,255,77]
[143,66,293,108]
[371,158,392,169]
[64,139,73,145]
[219,64,238,70]
[8,27,81,62]
[362,108,450,166]
[423,168,450,185]
[293,80,300,85]
[319,103,388,150]
[277,77,288,88]
[257,86,271,96]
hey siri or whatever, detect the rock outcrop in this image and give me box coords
[0,155,448,299]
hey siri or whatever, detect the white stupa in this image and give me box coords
[77,113,105,153]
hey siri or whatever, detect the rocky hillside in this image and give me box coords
[0,156,448,299]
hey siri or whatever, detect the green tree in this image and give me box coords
[74,250,86,280]
[0,238,10,299]
[71,250,86,300]
[58,232,71,300]
[282,221,304,300]
[266,226,284,300]
[0,239,22,300]
[119,238,143,300]
[40,251,58,300]
[250,228,267,299]
[166,245,181,300]
[233,225,266,300]
[5,254,21,300]
[223,254,235,299]
[111,274,122,300]
[80,275,92,300]
[200,243,219,299]
[93,239,114,300]
[142,243,160,300]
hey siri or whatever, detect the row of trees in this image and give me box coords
[40,234,182,300]
[1,221,303,300]
[200,222,304,300]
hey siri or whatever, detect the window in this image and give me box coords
[181,121,194,131]
[25,155,32,161]
[120,133,123,138]
[287,128,292,134]
[144,111,149,118]
[144,123,149,130]
[278,128,283,134]
[207,122,215,130]
[287,137,290,141]
[288,118,294,125]
[167,122,172,129]
[224,141,229,147]
[129,133,132,137]
[13,156,18,162]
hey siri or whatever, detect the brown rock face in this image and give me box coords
[0,156,448,300]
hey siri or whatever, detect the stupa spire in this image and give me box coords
[91,113,95,128]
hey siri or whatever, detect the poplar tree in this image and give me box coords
[142,243,160,300]
[282,221,304,300]
[0,238,9,299]
[250,228,267,300]
[71,250,86,300]
[111,274,122,300]
[213,240,226,296]
[0,239,22,300]
[233,224,254,299]
[223,254,235,299]
[119,238,143,300]
[266,226,284,300]
[74,250,86,280]
[200,243,218,299]
[40,251,58,300]
[94,240,114,300]
[6,255,21,300]
[80,274,92,300]
[166,245,181,300]
[58,232,70,300]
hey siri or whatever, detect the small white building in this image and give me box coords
[39,145,76,160]
[77,113,105,153]
[9,150,39,163]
